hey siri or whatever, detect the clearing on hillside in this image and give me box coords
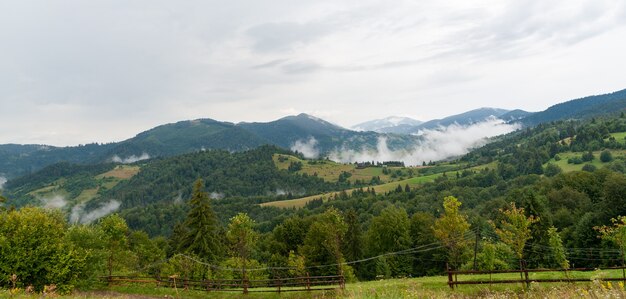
[273,153,418,183]
[261,173,443,209]
[546,149,626,172]
[96,165,141,179]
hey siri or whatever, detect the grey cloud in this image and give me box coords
[246,21,333,53]
[251,59,289,69]
[331,59,426,72]
[441,1,626,61]
[281,61,322,74]
[0,0,624,146]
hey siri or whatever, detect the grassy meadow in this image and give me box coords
[6,270,626,298]
[272,154,416,184]
[261,173,442,209]
[545,149,626,172]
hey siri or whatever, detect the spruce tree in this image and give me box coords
[179,179,223,262]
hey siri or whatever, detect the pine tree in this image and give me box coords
[178,179,223,262]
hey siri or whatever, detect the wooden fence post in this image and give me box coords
[447,263,454,289]
[523,260,530,289]
[242,267,249,295]
[306,272,311,291]
[340,274,345,290]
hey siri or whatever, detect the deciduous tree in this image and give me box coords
[492,202,538,265]
[433,196,471,270]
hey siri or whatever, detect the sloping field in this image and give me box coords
[96,165,141,179]
[13,268,626,298]
[272,154,418,183]
[261,173,442,209]
[608,132,626,144]
[546,150,626,172]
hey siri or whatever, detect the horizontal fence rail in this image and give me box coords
[447,264,626,289]
[102,273,345,294]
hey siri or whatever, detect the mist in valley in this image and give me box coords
[329,118,520,165]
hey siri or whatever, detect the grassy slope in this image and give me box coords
[267,154,478,209]
[10,269,626,298]
[273,154,410,183]
[546,149,626,172]
[26,165,141,207]
[609,132,626,144]
[261,173,442,209]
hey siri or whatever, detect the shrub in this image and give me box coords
[582,164,597,172]
[582,151,594,162]
[600,150,613,163]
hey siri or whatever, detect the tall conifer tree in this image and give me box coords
[179,179,223,261]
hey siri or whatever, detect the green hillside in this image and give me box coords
[4,113,626,296]
[261,173,443,209]
[519,88,626,126]
[3,163,140,210]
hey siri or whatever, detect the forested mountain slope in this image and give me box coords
[519,88,626,126]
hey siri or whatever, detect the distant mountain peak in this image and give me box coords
[352,116,423,133]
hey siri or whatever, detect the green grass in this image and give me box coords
[95,165,141,180]
[261,173,442,209]
[608,132,626,144]
[272,154,421,184]
[74,188,100,203]
[8,270,626,298]
[546,150,626,172]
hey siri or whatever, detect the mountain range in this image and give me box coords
[351,108,535,134]
[1,88,625,180]
[352,116,423,133]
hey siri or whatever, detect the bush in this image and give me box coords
[600,150,614,163]
[582,164,597,172]
[582,151,594,162]
[568,157,583,164]
[544,163,562,177]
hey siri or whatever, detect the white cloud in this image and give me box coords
[0,176,6,189]
[330,118,520,165]
[291,137,320,158]
[70,200,121,224]
[40,194,67,209]
[209,192,225,200]
[111,153,151,164]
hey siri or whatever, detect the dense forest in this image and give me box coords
[1,114,626,293]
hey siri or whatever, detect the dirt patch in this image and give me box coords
[97,166,140,180]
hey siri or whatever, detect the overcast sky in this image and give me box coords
[1,0,626,146]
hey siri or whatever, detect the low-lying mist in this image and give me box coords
[40,194,67,209]
[291,137,320,159]
[70,200,121,224]
[111,153,151,164]
[331,118,520,166]
[0,176,6,189]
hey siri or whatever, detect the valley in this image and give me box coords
[1,89,626,298]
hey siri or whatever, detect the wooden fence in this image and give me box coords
[447,264,626,289]
[103,273,345,294]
